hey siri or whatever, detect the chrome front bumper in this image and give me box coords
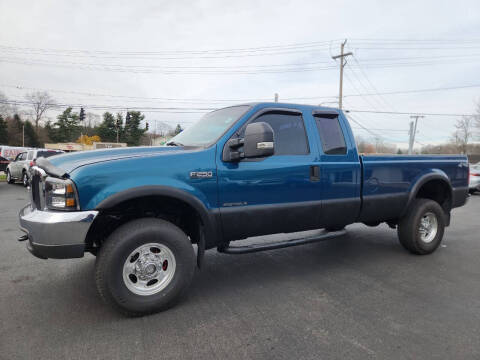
[19,204,98,259]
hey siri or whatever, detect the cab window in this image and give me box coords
[314,114,347,155]
[239,111,309,155]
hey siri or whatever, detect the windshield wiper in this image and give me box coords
[166,141,184,146]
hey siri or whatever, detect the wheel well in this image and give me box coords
[85,195,203,252]
[415,179,452,213]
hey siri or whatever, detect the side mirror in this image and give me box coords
[243,122,274,158]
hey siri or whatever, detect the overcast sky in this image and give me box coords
[1,0,479,148]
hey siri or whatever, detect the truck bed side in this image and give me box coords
[358,154,469,223]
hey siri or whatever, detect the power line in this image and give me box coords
[346,109,475,117]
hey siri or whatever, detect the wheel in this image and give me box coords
[22,172,29,187]
[95,218,196,316]
[397,199,445,255]
[6,170,14,184]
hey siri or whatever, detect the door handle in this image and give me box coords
[310,165,320,182]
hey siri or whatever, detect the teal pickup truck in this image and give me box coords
[18,103,469,316]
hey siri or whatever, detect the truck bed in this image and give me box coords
[359,154,469,223]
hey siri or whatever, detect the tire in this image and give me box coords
[397,199,445,255]
[22,172,28,187]
[6,170,14,184]
[95,218,195,316]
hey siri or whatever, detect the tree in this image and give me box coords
[123,111,146,146]
[24,91,56,132]
[23,120,40,147]
[77,134,101,145]
[174,124,183,135]
[475,102,480,139]
[0,115,8,144]
[451,116,474,154]
[49,107,81,143]
[97,112,117,142]
[0,91,14,117]
[7,114,24,146]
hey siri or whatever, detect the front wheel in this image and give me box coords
[397,199,446,255]
[6,170,14,184]
[95,218,196,316]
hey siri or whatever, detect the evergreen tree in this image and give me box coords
[97,112,117,142]
[0,115,8,144]
[24,120,40,147]
[123,111,146,146]
[174,124,183,135]
[49,107,81,142]
[7,114,24,146]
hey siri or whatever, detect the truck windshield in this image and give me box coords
[168,105,250,147]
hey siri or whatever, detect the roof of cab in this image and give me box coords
[243,102,342,114]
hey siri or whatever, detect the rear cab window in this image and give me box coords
[313,113,347,155]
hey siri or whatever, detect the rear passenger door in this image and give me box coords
[217,108,322,240]
[311,111,361,228]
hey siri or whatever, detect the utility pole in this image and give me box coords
[274,93,279,102]
[408,115,424,154]
[22,124,24,147]
[332,39,353,109]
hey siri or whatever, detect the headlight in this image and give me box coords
[45,177,78,210]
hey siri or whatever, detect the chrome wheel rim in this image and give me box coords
[23,174,27,186]
[419,212,438,243]
[6,171,10,182]
[122,243,176,296]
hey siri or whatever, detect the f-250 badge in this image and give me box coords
[190,171,213,179]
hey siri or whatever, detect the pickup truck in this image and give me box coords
[18,102,469,316]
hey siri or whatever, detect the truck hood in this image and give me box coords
[46,146,191,174]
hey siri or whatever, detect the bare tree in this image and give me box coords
[475,101,480,140]
[24,91,56,132]
[451,116,474,154]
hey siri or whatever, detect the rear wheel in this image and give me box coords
[397,199,445,255]
[95,218,195,316]
[6,170,14,184]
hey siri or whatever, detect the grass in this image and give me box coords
[0,173,6,181]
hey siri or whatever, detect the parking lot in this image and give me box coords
[0,181,479,359]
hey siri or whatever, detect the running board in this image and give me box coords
[218,229,347,254]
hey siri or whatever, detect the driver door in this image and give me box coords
[217,108,323,241]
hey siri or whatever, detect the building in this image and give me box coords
[45,142,127,152]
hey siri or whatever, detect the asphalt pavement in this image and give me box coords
[1,181,480,360]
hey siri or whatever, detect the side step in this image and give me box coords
[218,229,347,254]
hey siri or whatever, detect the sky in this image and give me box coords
[0,0,479,148]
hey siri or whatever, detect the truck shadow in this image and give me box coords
[30,226,405,321]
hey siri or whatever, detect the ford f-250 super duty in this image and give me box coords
[18,102,469,316]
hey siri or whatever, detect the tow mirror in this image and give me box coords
[243,122,274,158]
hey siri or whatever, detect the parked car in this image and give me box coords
[0,155,10,173]
[469,164,480,194]
[18,103,469,316]
[6,149,63,186]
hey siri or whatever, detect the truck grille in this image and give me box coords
[29,167,46,210]
[31,174,41,210]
